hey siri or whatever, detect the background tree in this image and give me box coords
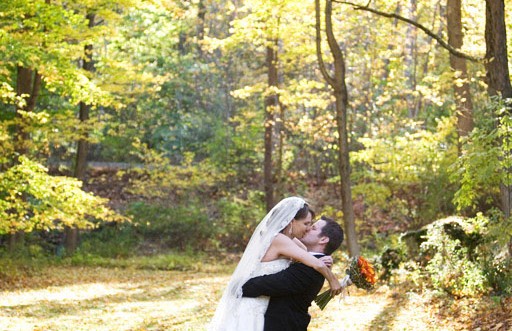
[263,8,280,211]
[447,0,474,140]
[484,0,512,219]
[315,0,359,256]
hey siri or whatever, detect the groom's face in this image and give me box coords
[300,219,326,248]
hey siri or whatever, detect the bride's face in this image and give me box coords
[292,211,313,238]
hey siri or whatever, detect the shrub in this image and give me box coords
[127,200,211,251]
[478,211,512,295]
[420,216,488,297]
[78,223,139,258]
[351,117,458,227]
[212,191,265,251]
[0,156,126,235]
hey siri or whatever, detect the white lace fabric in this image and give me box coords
[207,197,306,331]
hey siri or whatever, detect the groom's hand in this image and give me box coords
[319,255,333,268]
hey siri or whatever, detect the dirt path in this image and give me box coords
[309,288,435,331]
[0,266,509,331]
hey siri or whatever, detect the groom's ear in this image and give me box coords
[318,236,330,245]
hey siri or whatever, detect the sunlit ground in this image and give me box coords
[0,267,224,331]
[0,266,499,331]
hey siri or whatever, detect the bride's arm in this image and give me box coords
[292,237,333,267]
[271,234,342,295]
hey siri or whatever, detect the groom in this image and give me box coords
[242,216,344,331]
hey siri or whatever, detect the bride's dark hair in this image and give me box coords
[294,203,315,221]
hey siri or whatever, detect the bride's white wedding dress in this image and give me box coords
[222,259,290,331]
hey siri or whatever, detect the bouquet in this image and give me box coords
[315,256,376,310]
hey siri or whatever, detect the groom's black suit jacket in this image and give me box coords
[241,254,325,331]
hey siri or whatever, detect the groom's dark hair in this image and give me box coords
[319,216,344,255]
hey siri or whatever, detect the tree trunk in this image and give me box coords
[15,66,41,155]
[315,0,359,256]
[74,94,91,180]
[68,13,96,255]
[447,0,474,139]
[484,0,512,100]
[64,226,79,256]
[381,3,401,85]
[264,41,278,211]
[7,231,25,252]
[275,100,285,198]
[404,0,418,118]
[484,0,512,219]
[74,13,95,180]
[9,67,41,250]
[197,0,206,56]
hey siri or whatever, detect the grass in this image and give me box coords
[0,256,510,331]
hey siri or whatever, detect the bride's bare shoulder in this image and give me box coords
[273,235,307,250]
[272,233,292,244]
[262,233,293,261]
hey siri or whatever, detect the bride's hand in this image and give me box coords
[319,255,333,268]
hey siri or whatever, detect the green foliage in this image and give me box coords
[127,201,211,251]
[0,123,13,165]
[380,212,511,297]
[77,224,139,258]
[351,117,458,225]
[450,98,510,212]
[116,191,266,252]
[0,0,114,107]
[206,113,263,180]
[212,192,266,251]
[126,142,224,201]
[0,156,126,234]
[476,211,512,295]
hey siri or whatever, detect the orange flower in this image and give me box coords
[358,256,376,284]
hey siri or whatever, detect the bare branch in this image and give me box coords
[334,0,482,62]
[315,0,336,86]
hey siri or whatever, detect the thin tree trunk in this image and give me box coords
[264,41,278,211]
[315,0,359,256]
[447,0,474,139]
[74,96,91,181]
[275,100,285,198]
[74,13,95,180]
[404,0,418,118]
[197,0,206,57]
[381,3,400,90]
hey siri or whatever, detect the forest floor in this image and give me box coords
[0,265,510,331]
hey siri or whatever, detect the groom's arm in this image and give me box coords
[242,263,323,298]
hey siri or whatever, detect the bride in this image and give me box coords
[208,196,342,331]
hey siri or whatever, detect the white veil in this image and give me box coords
[208,196,306,331]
